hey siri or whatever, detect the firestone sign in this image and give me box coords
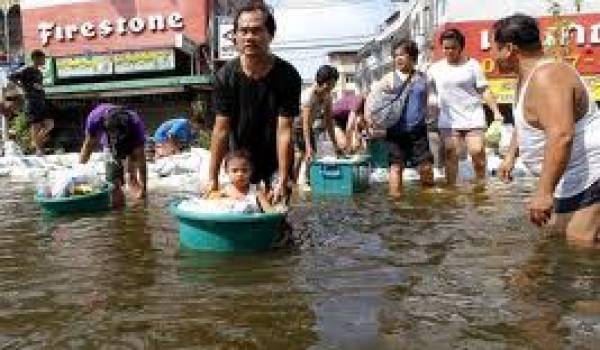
[37,12,185,46]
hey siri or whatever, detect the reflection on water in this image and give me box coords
[0,179,600,349]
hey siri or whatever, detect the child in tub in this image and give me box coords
[208,149,273,213]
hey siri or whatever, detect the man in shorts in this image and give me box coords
[9,49,54,156]
[80,104,147,207]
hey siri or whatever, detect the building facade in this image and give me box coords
[358,0,600,104]
[18,0,212,150]
[327,50,359,99]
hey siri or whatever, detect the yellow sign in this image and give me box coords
[488,78,517,104]
[113,49,175,74]
[488,75,600,104]
[56,55,113,78]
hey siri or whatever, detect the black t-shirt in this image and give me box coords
[9,65,45,102]
[214,55,301,182]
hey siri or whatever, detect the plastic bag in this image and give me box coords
[485,120,502,148]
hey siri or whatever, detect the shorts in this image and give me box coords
[439,128,484,138]
[334,118,348,130]
[105,158,125,186]
[386,124,433,167]
[555,177,600,214]
[24,99,48,125]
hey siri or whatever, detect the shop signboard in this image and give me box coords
[113,49,175,74]
[217,16,236,61]
[55,55,113,78]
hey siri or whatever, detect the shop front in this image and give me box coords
[20,0,212,150]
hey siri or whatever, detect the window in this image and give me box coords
[345,74,356,84]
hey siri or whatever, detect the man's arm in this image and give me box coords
[481,87,503,121]
[276,116,293,191]
[131,146,147,196]
[79,135,98,164]
[208,115,230,191]
[301,105,313,153]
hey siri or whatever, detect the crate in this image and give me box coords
[367,138,389,168]
[309,157,370,196]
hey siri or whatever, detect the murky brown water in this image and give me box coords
[1,179,600,349]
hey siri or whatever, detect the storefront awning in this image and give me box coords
[45,75,212,100]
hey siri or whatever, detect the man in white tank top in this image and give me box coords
[494,14,600,245]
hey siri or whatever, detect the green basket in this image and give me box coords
[367,138,389,168]
[35,184,112,215]
[169,201,287,252]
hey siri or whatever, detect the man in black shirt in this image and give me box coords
[9,49,54,156]
[208,2,302,202]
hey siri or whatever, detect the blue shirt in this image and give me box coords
[153,118,194,144]
[391,73,428,132]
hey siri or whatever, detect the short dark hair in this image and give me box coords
[31,49,45,60]
[315,65,339,86]
[224,149,253,169]
[440,28,465,49]
[233,2,276,37]
[493,14,542,51]
[392,38,419,62]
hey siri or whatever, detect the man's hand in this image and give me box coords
[528,190,554,227]
[498,156,515,183]
[305,146,314,162]
[493,110,504,122]
[200,179,219,198]
[271,181,290,205]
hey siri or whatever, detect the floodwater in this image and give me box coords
[1,179,600,349]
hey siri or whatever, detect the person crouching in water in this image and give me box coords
[153,114,200,158]
[79,103,147,207]
[209,149,272,213]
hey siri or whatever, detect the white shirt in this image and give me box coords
[427,58,487,130]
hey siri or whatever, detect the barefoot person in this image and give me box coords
[372,39,434,196]
[208,3,301,203]
[494,14,600,244]
[9,50,54,156]
[80,104,147,207]
[428,29,504,184]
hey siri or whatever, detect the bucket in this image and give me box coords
[35,184,112,215]
[169,200,287,252]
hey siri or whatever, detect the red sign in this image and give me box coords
[433,13,600,77]
[22,0,208,57]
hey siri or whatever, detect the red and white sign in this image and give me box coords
[21,0,208,57]
[433,13,600,77]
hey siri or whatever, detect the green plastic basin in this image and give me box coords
[169,201,286,252]
[35,185,112,215]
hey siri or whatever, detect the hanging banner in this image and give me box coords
[113,49,175,74]
[55,55,113,78]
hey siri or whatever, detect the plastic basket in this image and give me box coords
[169,201,287,252]
[367,138,389,168]
[35,184,112,215]
[309,157,370,196]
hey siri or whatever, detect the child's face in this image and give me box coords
[227,157,251,189]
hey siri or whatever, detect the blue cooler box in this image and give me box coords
[309,156,370,196]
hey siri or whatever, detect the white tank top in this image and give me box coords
[514,60,600,198]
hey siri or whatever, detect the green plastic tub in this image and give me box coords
[169,201,287,252]
[35,185,112,215]
[309,156,370,196]
[367,138,390,168]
